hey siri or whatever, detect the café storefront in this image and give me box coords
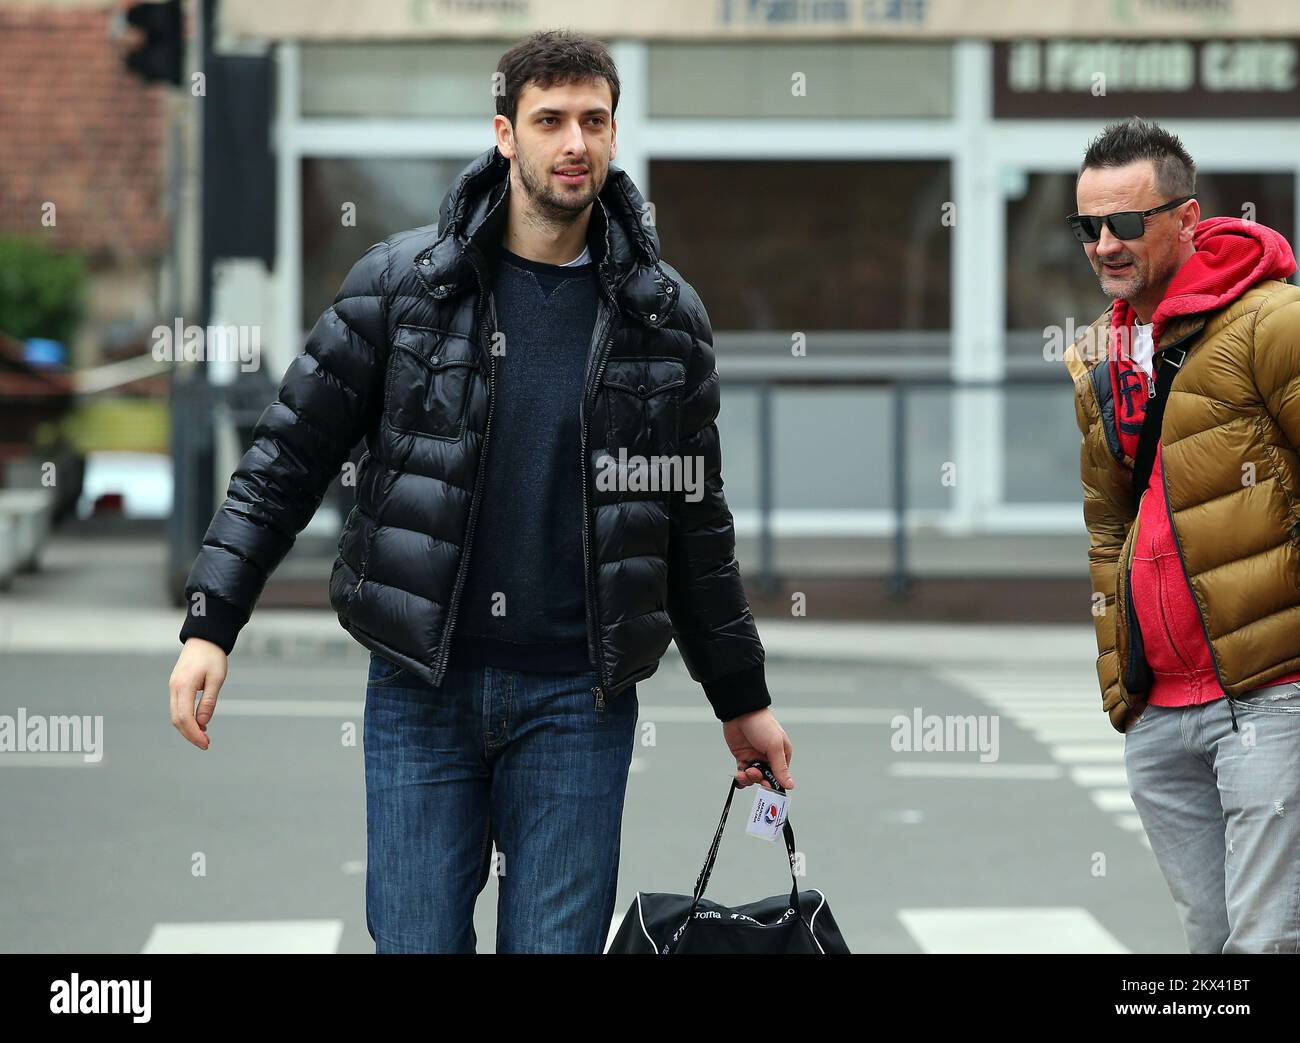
[208,1,1300,555]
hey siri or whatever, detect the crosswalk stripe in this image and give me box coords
[1050,744,1124,763]
[0,754,100,767]
[888,762,1062,779]
[141,920,343,954]
[216,700,904,724]
[1070,765,1129,787]
[219,700,362,717]
[898,907,1129,954]
[933,668,1147,850]
[997,707,1108,719]
[984,704,1100,714]
[990,709,1097,717]
[1028,724,1116,741]
[1091,788,1137,813]
[971,677,1097,683]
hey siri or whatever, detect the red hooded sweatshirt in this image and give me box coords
[1109,216,1300,706]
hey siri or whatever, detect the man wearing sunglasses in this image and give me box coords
[1062,117,1300,953]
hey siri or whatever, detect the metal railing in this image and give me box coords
[178,363,1072,603]
[725,369,1069,597]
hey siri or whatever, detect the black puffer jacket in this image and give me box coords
[179,146,771,721]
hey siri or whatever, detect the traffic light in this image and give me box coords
[123,0,182,86]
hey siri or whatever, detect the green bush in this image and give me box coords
[0,235,88,345]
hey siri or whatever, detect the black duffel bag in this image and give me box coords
[607,760,850,953]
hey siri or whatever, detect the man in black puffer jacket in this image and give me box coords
[168,30,793,953]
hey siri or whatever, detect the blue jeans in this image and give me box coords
[362,651,639,953]
[1124,681,1300,953]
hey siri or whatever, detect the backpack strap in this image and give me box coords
[1130,343,1189,511]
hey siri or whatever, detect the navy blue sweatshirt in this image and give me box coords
[446,242,599,673]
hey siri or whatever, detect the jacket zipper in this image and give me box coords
[351,526,370,602]
[432,248,497,686]
[423,208,636,705]
[582,276,619,710]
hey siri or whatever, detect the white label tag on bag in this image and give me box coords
[745,786,789,841]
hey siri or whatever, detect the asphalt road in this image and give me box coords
[0,647,1186,953]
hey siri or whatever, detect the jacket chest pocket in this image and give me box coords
[601,357,686,457]
[384,324,478,441]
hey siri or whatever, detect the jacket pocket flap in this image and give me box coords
[601,357,686,398]
[392,324,477,369]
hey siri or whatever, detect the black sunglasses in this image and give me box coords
[1067,194,1196,244]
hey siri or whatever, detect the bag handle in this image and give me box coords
[685,760,800,925]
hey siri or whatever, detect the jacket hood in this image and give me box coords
[1066,217,1297,379]
[413,146,680,329]
[1106,216,1297,462]
[1111,215,1297,340]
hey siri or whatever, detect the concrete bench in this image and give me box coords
[0,514,16,590]
[0,488,57,575]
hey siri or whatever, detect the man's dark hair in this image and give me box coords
[1079,116,1196,198]
[495,30,620,126]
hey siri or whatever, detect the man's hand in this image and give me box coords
[169,637,228,750]
[723,707,793,790]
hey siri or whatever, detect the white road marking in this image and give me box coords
[898,907,1129,954]
[218,699,362,717]
[0,754,101,767]
[880,809,926,824]
[1050,744,1124,763]
[1028,724,1117,742]
[934,667,1148,850]
[1091,789,1137,813]
[141,920,344,954]
[638,706,905,724]
[1070,765,1129,787]
[986,697,1096,707]
[888,762,1062,779]
[215,701,904,724]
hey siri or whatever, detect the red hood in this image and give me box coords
[1110,216,1297,342]
[1108,220,1300,710]
[1108,218,1296,460]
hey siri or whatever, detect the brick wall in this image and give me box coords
[0,2,170,264]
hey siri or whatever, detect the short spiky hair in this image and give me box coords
[1079,116,1196,198]
[495,30,620,127]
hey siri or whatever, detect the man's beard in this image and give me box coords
[515,143,604,218]
[1094,254,1150,302]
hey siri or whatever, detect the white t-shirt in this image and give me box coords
[1132,320,1155,378]
[559,243,592,266]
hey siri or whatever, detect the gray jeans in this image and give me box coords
[1124,681,1300,953]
